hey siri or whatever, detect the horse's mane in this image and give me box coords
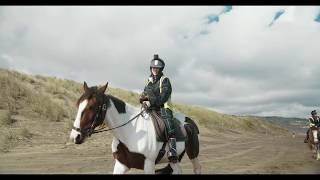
[106,95,126,114]
[76,86,126,114]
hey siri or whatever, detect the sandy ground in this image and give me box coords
[0,120,319,174]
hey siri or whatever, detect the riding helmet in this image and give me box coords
[150,54,165,71]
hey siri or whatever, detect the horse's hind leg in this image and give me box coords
[191,158,201,174]
[317,144,320,160]
[184,122,201,174]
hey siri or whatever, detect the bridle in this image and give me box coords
[72,93,108,137]
[72,94,145,137]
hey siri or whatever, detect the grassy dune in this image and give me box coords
[0,68,288,152]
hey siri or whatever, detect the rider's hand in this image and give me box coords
[310,123,315,127]
[139,97,143,104]
[139,94,149,104]
[142,101,151,109]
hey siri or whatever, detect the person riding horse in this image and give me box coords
[304,110,320,143]
[139,54,178,162]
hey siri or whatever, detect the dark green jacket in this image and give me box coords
[143,73,172,110]
[309,116,320,127]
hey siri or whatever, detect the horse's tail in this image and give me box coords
[184,117,200,159]
[185,116,200,134]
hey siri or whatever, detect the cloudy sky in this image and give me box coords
[1,6,320,118]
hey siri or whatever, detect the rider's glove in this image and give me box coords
[142,101,151,109]
[139,93,148,104]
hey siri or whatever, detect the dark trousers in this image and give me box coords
[160,108,175,139]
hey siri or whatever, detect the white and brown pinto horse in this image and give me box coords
[69,82,201,174]
[307,126,320,160]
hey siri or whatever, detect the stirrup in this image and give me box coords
[167,150,178,163]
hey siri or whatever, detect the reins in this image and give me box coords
[92,109,145,134]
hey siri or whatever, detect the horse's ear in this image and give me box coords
[84,81,89,92]
[98,82,108,94]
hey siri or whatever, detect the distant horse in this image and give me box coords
[69,82,202,174]
[306,126,320,160]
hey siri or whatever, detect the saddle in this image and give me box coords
[149,110,187,142]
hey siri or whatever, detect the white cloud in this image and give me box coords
[1,6,320,118]
[0,54,12,69]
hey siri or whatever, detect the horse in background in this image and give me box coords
[306,126,320,160]
[69,82,202,174]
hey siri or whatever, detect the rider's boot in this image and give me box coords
[161,108,178,163]
[167,137,178,163]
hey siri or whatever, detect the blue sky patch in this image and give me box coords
[220,6,232,15]
[269,9,286,27]
[207,14,219,24]
[315,11,320,23]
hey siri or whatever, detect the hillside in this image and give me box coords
[0,68,288,153]
[251,116,308,135]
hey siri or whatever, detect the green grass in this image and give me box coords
[28,93,66,122]
[0,68,288,134]
[0,127,34,153]
[0,68,288,153]
[20,128,33,139]
[0,110,13,126]
[108,87,140,107]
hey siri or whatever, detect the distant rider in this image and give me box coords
[304,110,320,143]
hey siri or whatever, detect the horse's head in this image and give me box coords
[69,81,108,144]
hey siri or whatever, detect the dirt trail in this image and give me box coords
[0,124,319,174]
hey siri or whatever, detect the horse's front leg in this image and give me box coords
[113,159,129,174]
[144,158,155,174]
